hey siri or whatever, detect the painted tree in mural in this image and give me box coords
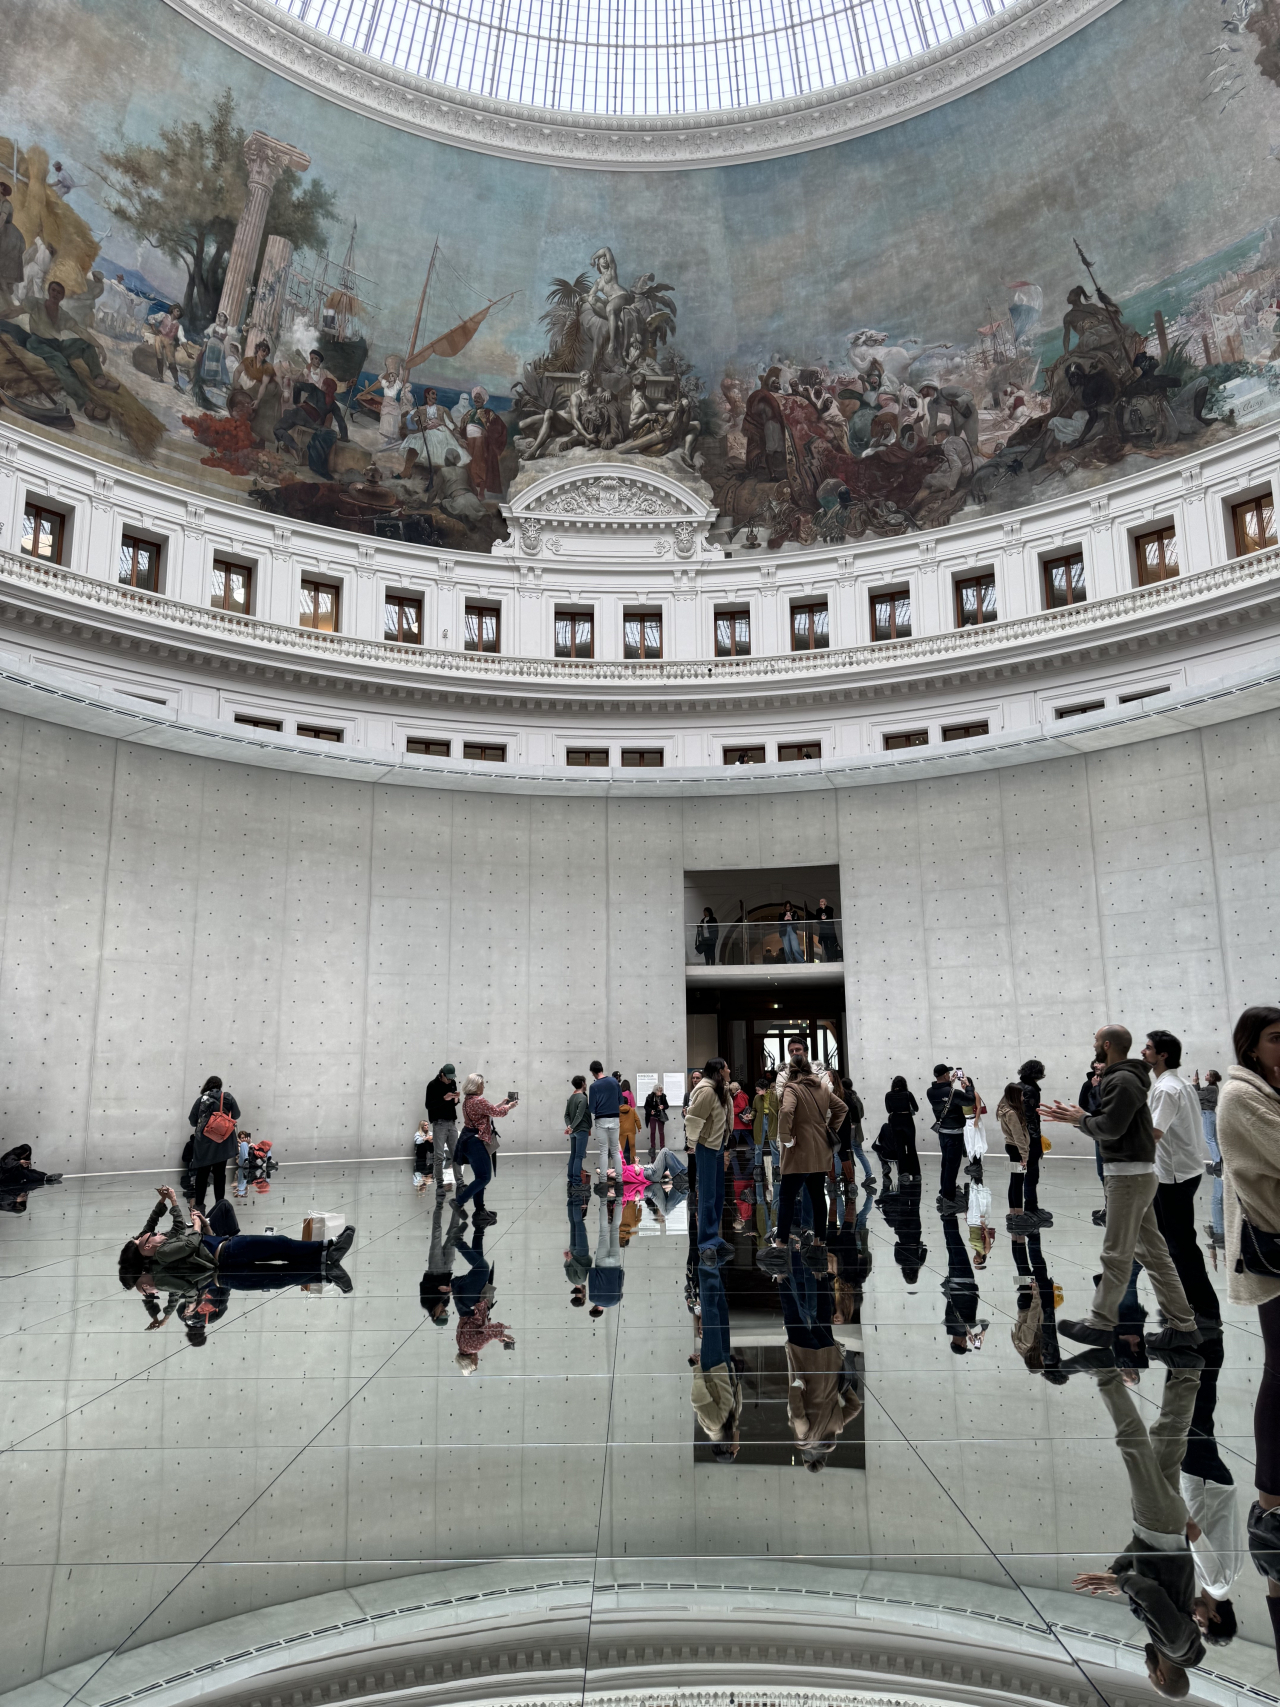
[98,91,335,324]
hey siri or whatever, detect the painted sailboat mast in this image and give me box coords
[407,239,439,359]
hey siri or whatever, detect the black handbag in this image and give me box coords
[1235,1195,1280,1277]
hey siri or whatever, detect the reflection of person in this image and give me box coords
[940,1210,988,1354]
[588,1192,624,1318]
[452,1221,514,1370]
[779,1246,861,1470]
[691,1259,740,1459]
[1073,1365,1205,1697]
[1180,1333,1243,1650]
[420,1194,462,1326]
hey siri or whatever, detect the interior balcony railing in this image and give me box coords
[687,916,844,967]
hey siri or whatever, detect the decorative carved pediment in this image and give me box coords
[495,453,721,560]
[537,476,692,519]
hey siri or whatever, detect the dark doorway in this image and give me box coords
[687,980,847,1089]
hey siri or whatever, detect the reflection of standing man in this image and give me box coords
[1074,1366,1205,1697]
[779,1245,861,1470]
[692,1259,740,1459]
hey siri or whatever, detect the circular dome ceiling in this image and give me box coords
[267,0,1016,116]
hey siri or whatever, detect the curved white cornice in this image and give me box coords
[159,0,1122,170]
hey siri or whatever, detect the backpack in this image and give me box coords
[203,1092,236,1143]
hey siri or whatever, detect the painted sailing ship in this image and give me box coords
[281,221,375,384]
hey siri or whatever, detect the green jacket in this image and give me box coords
[564,1091,590,1132]
[752,1088,777,1144]
[135,1199,218,1277]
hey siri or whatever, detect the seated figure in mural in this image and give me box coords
[524,370,617,458]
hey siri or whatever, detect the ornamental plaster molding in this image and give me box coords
[497,456,721,561]
[158,0,1122,170]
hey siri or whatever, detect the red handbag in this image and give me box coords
[203,1092,235,1143]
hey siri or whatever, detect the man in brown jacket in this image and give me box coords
[763,1054,846,1270]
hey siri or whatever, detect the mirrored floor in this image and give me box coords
[2,1144,1278,1707]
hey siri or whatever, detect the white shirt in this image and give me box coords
[1150,1070,1207,1185]
[1103,1160,1156,1176]
[1180,1474,1247,1596]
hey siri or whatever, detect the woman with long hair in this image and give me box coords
[684,1058,733,1267]
[884,1075,920,1180]
[1216,1005,1280,1644]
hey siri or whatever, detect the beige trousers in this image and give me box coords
[1089,1171,1195,1331]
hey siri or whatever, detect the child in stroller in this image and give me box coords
[235,1132,277,1193]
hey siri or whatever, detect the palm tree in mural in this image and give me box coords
[539,273,593,370]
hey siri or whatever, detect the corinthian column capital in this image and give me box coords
[242,130,311,191]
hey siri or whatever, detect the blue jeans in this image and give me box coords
[567,1127,590,1184]
[453,1130,492,1210]
[754,1139,780,1170]
[1203,1111,1224,1240]
[698,1260,731,1371]
[782,926,802,963]
[850,1138,874,1180]
[695,1142,726,1251]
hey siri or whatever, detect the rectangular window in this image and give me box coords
[621,748,664,767]
[623,610,663,660]
[955,572,997,628]
[790,601,830,651]
[21,502,65,563]
[384,594,422,645]
[566,748,609,766]
[778,741,820,762]
[1055,701,1105,719]
[406,737,450,756]
[211,559,251,615]
[554,610,594,659]
[297,724,343,742]
[299,578,339,632]
[871,589,911,642]
[119,534,159,591]
[1118,686,1170,704]
[464,604,500,653]
[234,714,283,732]
[1135,526,1179,586]
[463,742,506,762]
[723,745,765,765]
[1043,551,1087,609]
[942,721,990,742]
[1232,495,1277,557]
[884,730,927,750]
[715,609,751,657]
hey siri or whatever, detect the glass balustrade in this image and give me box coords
[686,915,843,966]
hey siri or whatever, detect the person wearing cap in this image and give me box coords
[426,1064,461,1190]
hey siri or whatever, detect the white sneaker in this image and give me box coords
[412,1171,425,1188]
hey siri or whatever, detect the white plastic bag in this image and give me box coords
[962,1116,987,1161]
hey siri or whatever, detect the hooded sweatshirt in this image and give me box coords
[1079,1058,1156,1167]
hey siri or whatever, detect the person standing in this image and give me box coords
[1082,1056,1108,1226]
[1144,1030,1221,1333]
[187,1075,240,1208]
[694,908,719,966]
[884,1075,920,1181]
[998,1081,1035,1233]
[588,1059,622,1185]
[752,1075,779,1181]
[815,896,842,962]
[1018,1059,1051,1228]
[618,1095,642,1166]
[730,1081,753,1151]
[452,1073,513,1225]
[1041,1024,1199,1354]
[763,1052,847,1268]
[426,1063,460,1186]
[927,1065,967,1214]
[838,1077,874,1187]
[1215,1004,1280,1635]
[643,1084,669,1161]
[684,1058,733,1268]
[564,1074,592,1192]
[1195,1069,1225,1259]
[780,903,803,964]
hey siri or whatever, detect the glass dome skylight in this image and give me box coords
[270,0,1015,118]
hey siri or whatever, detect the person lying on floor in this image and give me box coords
[118,1186,354,1291]
[0,1143,63,1210]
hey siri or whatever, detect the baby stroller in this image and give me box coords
[236,1133,278,1189]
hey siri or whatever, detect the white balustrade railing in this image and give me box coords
[2,543,1277,690]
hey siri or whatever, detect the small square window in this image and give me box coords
[942,721,990,742]
[385,594,422,645]
[406,738,450,756]
[463,742,506,762]
[119,533,159,591]
[300,578,339,631]
[778,742,820,762]
[1135,526,1178,586]
[955,572,997,628]
[297,724,343,742]
[234,714,283,732]
[1055,701,1105,719]
[465,604,500,653]
[723,745,765,765]
[1232,496,1277,557]
[715,609,751,657]
[871,589,911,642]
[1043,551,1086,609]
[1118,686,1170,705]
[212,559,252,615]
[790,602,830,652]
[884,730,927,750]
[566,748,609,766]
[621,749,664,767]
[624,611,663,660]
[21,502,66,564]
[555,611,594,659]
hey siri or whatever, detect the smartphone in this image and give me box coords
[507,1090,519,1103]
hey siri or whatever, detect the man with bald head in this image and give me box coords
[1042,1023,1199,1354]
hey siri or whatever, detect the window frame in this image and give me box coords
[953,570,997,629]
[1134,525,1179,587]
[870,587,911,642]
[714,607,752,658]
[883,729,928,751]
[1042,549,1087,610]
[942,721,990,742]
[21,500,67,564]
[463,741,507,762]
[623,608,663,660]
[1231,494,1277,558]
[211,557,253,616]
[296,723,344,743]
[790,600,830,652]
[406,737,451,756]
[299,576,341,633]
[722,744,766,765]
[620,748,664,768]
[464,602,501,654]
[384,592,424,646]
[118,531,162,593]
[778,741,821,762]
[1054,700,1106,720]
[554,608,595,660]
[565,747,610,767]
[233,713,283,732]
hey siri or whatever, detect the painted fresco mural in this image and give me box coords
[1,0,1280,555]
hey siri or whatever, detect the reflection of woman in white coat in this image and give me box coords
[376,358,408,448]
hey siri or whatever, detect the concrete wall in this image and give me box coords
[1,704,1275,1172]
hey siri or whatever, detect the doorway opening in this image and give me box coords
[686,981,847,1086]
